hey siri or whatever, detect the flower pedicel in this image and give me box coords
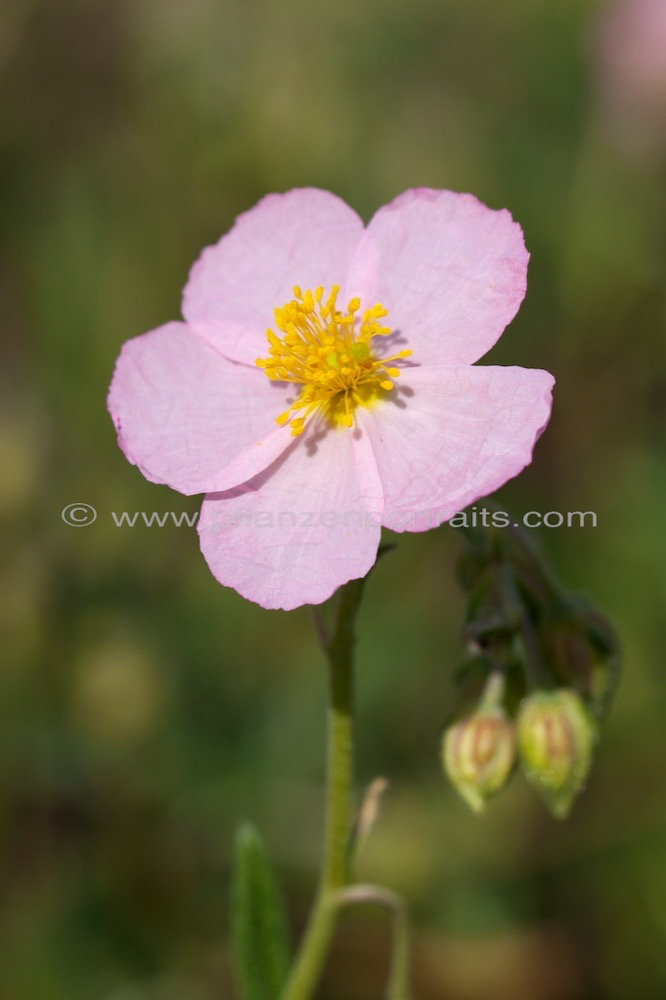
[108,188,554,610]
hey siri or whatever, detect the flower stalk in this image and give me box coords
[278,580,363,1000]
[335,885,411,1000]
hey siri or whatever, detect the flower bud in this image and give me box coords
[442,709,516,813]
[517,690,596,819]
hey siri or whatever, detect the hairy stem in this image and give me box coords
[279,580,364,1000]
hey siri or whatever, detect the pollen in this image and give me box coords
[255,285,412,436]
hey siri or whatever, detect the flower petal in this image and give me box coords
[182,189,365,366]
[346,188,529,366]
[197,427,383,610]
[357,365,554,532]
[108,322,294,495]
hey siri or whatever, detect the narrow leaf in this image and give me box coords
[231,823,291,1000]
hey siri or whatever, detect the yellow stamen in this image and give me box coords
[255,285,412,435]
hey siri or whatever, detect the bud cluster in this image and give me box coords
[443,511,619,818]
[443,684,597,818]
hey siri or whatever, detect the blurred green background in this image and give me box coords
[2,0,665,997]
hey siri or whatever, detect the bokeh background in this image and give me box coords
[2,0,665,997]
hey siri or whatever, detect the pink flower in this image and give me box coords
[108,189,554,611]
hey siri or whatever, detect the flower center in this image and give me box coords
[256,285,412,436]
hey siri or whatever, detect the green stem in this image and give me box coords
[387,903,411,1000]
[279,580,364,1000]
[335,885,412,1000]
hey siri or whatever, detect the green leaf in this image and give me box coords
[231,823,291,1000]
